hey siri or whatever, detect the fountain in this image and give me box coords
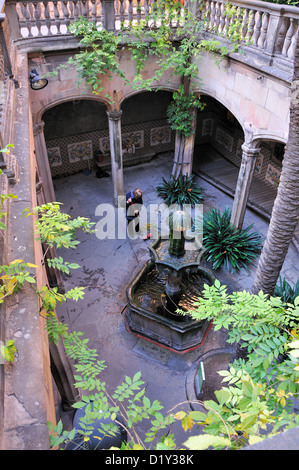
[126,208,216,352]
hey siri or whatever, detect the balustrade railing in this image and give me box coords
[4,0,299,64]
[14,0,104,37]
[10,0,188,37]
[200,0,299,60]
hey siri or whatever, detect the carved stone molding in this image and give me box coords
[33,121,45,136]
[3,153,18,185]
[106,110,122,121]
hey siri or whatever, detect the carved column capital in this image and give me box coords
[33,120,45,136]
[241,143,261,157]
[106,110,122,121]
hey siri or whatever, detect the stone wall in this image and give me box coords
[194,97,284,190]
[42,90,176,177]
[194,51,291,145]
[45,118,175,178]
[0,50,55,450]
[28,46,290,186]
[44,92,285,188]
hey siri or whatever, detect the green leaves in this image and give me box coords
[198,207,262,272]
[38,286,85,343]
[183,281,299,443]
[65,4,230,137]
[184,434,231,450]
[45,314,68,344]
[68,20,123,96]
[45,279,299,450]
[289,340,299,359]
[0,193,17,230]
[186,281,299,392]
[48,327,175,450]
[48,420,77,449]
[112,371,144,403]
[0,259,39,304]
[167,85,206,137]
[274,276,299,304]
[22,202,95,249]
[156,174,204,207]
[0,340,17,363]
[47,256,80,275]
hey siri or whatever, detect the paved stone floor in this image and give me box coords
[53,152,299,448]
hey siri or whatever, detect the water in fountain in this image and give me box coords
[132,267,213,322]
[126,206,216,351]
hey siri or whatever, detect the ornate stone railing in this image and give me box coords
[6,0,182,37]
[3,0,299,71]
[200,0,299,60]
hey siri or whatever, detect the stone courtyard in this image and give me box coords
[53,151,299,447]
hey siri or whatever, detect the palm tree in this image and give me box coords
[251,37,299,296]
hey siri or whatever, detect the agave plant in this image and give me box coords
[274,276,299,304]
[200,207,262,273]
[156,174,204,208]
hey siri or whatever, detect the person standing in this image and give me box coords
[126,188,143,235]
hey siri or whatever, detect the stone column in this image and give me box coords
[182,108,197,176]
[231,143,260,230]
[172,109,197,178]
[107,110,124,206]
[33,121,55,203]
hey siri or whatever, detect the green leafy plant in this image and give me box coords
[0,259,38,304]
[175,281,299,448]
[0,193,17,230]
[156,174,204,207]
[22,202,94,249]
[0,340,17,363]
[48,280,299,450]
[48,331,176,450]
[0,144,18,362]
[200,207,262,272]
[274,276,299,304]
[65,1,243,138]
[183,281,299,388]
[0,200,94,350]
[67,23,125,97]
[167,85,206,137]
[37,285,84,343]
[0,145,17,230]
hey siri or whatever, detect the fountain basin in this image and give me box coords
[148,235,203,272]
[126,259,215,352]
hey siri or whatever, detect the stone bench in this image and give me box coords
[95,146,156,170]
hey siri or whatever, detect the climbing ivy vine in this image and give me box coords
[63,0,243,137]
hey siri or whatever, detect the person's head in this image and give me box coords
[133,188,142,198]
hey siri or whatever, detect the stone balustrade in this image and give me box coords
[6,0,160,37]
[3,0,299,73]
[200,0,299,60]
